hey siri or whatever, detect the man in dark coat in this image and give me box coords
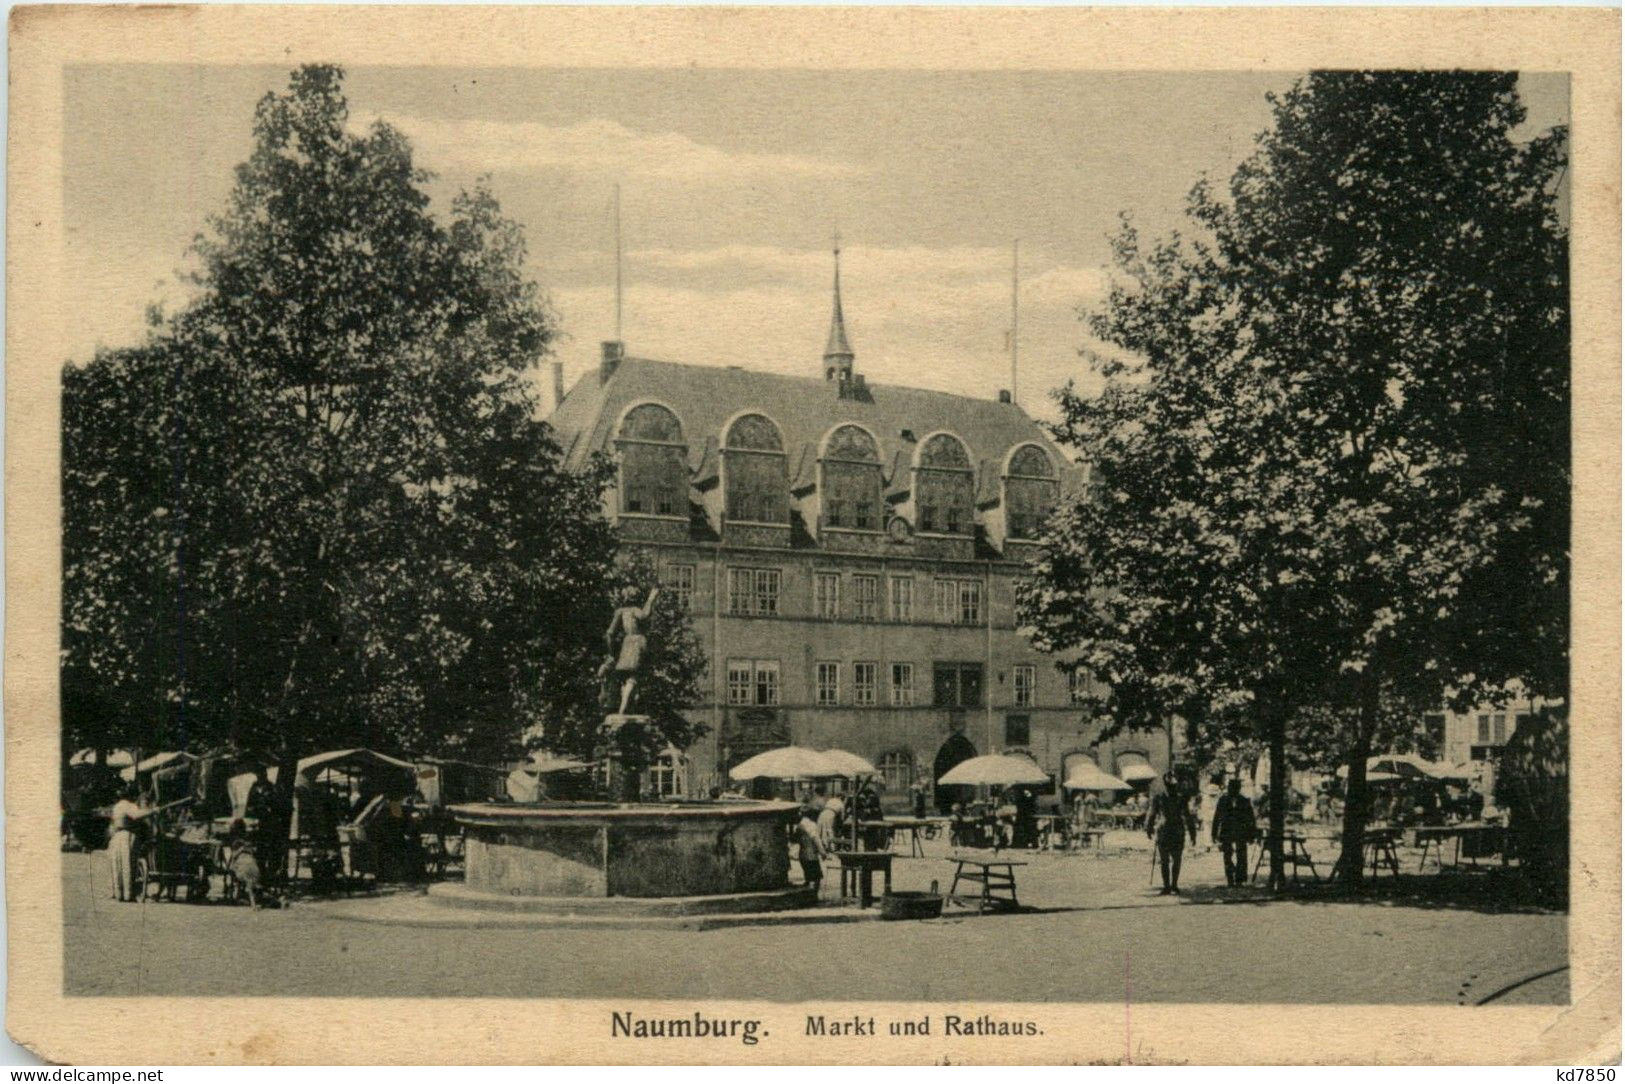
[1211,778,1257,886]
[855,781,887,851]
[1146,771,1198,895]
[932,718,977,815]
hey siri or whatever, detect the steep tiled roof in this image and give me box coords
[548,356,1074,485]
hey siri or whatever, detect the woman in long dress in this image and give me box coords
[107,783,153,902]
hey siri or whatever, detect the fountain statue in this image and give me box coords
[433,580,806,916]
[602,585,658,716]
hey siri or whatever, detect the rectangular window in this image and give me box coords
[933,663,984,708]
[727,659,753,705]
[729,567,781,615]
[855,501,872,530]
[826,499,845,528]
[853,575,880,621]
[891,663,915,706]
[1068,669,1092,705]
[853,662,878,706]
[1005,714,1030,747]
[754,660,780,705]
[889,576,913,621]
[727,659,780,706]
[727,568,750,615]
[661,563,696,612]
[1491,713,1506,744]
[1013,665,1035,708]
[816,662,840,706]
[1476,714,1491,743]
[919,503,937,533]
[959,580,982,624]
[933,579,981,624]
[814,572,841,619]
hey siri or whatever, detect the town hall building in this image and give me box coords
[546,247,1172,804]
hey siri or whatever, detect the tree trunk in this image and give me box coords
[1334,674,1381,884]
[1262,689,1289,893]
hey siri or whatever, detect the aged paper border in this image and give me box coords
[7,5,1619,1065]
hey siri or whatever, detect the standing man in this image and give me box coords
[855,780,886,851]
[1146,770,1198,895]
[1212,778,1258,887]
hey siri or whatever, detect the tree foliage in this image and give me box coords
[62,64,705,770]
[1021,72,1568,885]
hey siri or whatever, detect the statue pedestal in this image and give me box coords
[602,713,651,733]
[601,714,652,799]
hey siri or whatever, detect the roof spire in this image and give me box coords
[823,228,855,381]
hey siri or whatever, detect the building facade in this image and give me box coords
[1437,687,1562,768]
[547,253,1176,805]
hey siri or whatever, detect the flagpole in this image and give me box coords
[614,183,623,342]
[1010,239,1020,406]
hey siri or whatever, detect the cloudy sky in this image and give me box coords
[64,67,1566,421]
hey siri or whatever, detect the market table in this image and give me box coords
[1363,827,1403,878]
[1070,827,1106,853]
[945,852,1027,914]
[1415,823,1510,872]
[859,818,935,858]
[1036,814,1070,851]
[1250,831,1320,884]
[831,850,893,908]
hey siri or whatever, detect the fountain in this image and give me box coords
[427,588,814,916]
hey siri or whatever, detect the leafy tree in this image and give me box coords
[1023,72,1568,888]
[62,65,706,804]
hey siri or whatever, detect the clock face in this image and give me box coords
[886,516,911,542]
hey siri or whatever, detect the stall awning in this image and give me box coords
[1114,752,1158,782]
[1063,760,1133,792]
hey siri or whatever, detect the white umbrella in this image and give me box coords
[938,754,1049,787]
[520,754,594,775]
[1337,754,1451,780]
[69,748,134,769]
[1062,760,1133,792]
[817,749,877,779]
[1113,751,1159,783]
[729,746,836,781]
[118,750,195,782]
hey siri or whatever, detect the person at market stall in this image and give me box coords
[817,789,844,852]
[795,798,826,895]
[1212,778,1257,887]
[1010,785,1039,849]
[1146,771,1198,895]
[224,818,266,909]
[107,782,156,902]
[910,781,929,819]
[855,780,886,851]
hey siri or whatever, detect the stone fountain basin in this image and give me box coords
[448,800,798,900]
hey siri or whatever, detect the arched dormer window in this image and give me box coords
[914,432,974,536]
[1004,443,1059,541]
[616,402,687,517]
[819,424,881,531]
[723,412,789,524]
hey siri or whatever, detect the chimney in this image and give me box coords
[600,341,625,384]
[998,389,1013,404]
[550,361,565,407]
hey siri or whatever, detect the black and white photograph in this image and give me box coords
[8,4,1618,1068]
